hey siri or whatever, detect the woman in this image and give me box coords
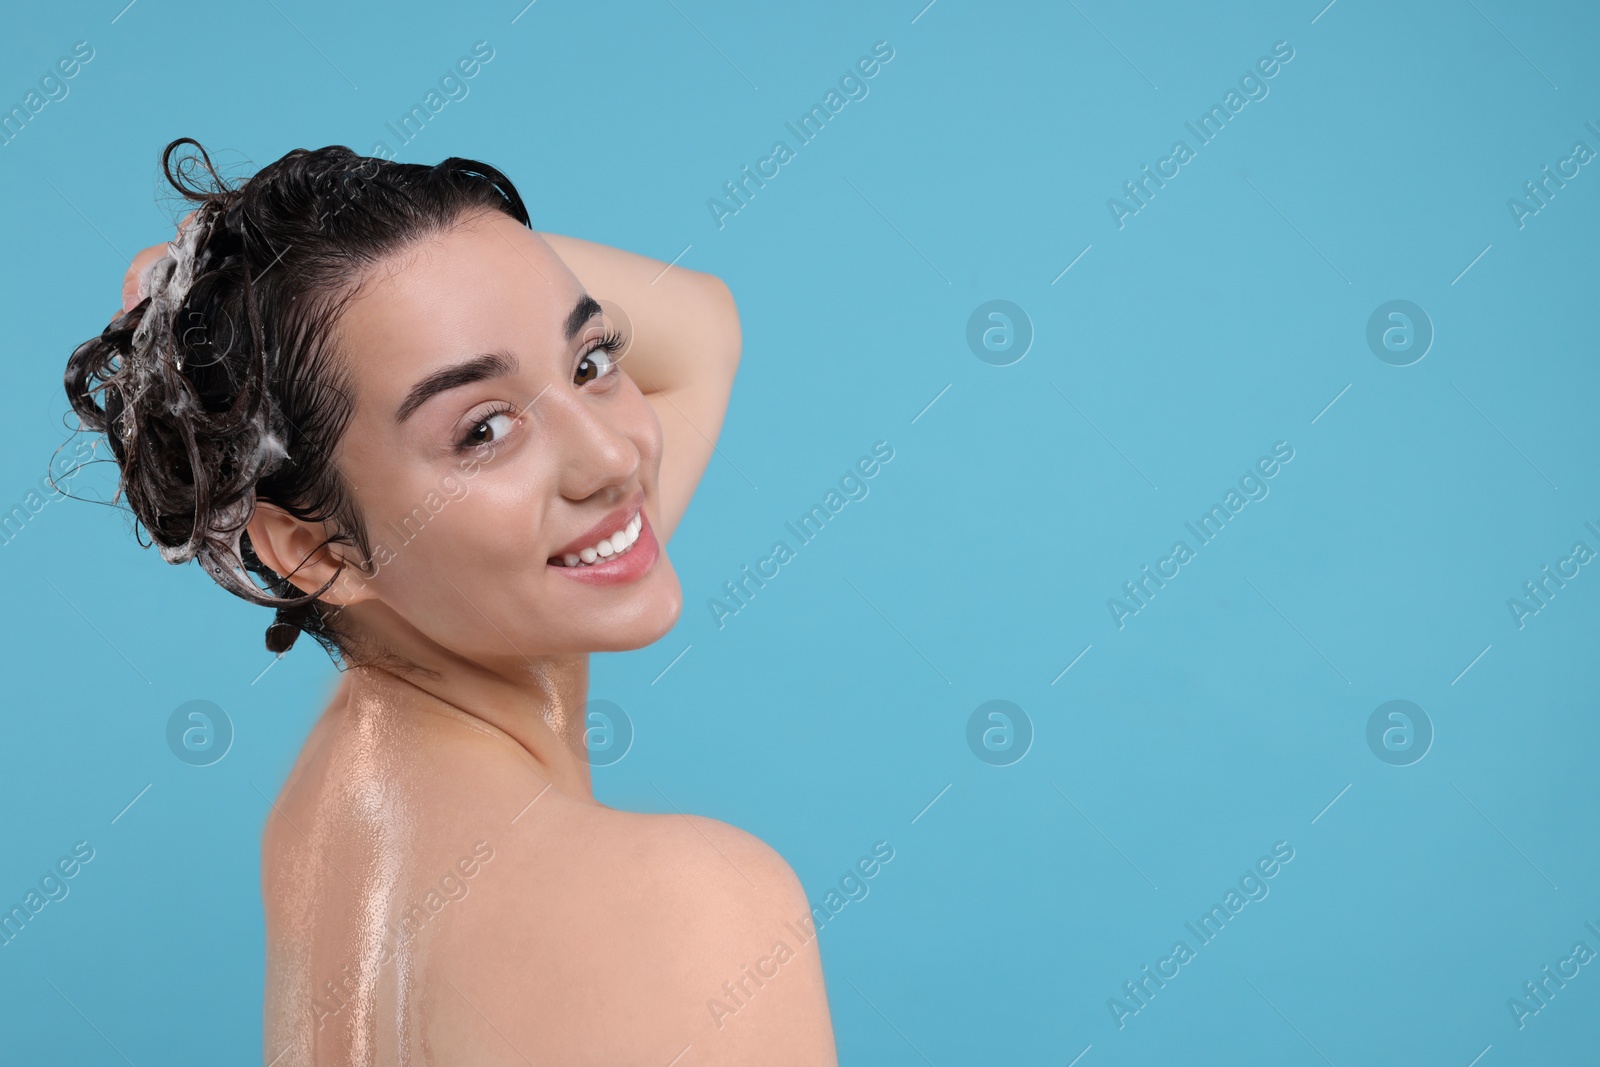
[66,139,837,1065]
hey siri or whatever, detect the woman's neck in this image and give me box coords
[338,621,598,803]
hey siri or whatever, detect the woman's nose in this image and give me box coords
[550,393,640,502]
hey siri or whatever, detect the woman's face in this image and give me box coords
[322,208,681,659]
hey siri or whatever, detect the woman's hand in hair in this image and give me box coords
[115,211,197,319]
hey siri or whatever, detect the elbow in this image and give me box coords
[701,272,742,372]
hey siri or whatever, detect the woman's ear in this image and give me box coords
[246,501,375,608]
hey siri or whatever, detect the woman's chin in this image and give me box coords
[629,570,684,649]
[580,562,683,653]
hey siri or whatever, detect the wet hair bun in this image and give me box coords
[63,137,532,660]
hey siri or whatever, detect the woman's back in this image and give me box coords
[262,667,837,1065]
[74,144,830,1062]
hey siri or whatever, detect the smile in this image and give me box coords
[552,510,643,568]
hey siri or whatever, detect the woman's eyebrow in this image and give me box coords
[394,294,604,425]
[564,293,603,341]
[395,350,517,425]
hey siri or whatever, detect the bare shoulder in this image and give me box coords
[638,810,804,902]
[440,806,838,1065]
[260,673,530,890]
[261,671,835,1064]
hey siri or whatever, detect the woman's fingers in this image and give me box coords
[118,243,171,316]
[115,210,200,318]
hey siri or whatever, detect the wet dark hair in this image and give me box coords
[63,138,532,662]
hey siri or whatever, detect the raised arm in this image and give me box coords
[538,232,742,544]
[117,225,742,545]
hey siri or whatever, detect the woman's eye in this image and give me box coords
[460,410,516,450]
[574,347,619,385]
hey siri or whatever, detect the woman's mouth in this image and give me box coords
[547,504,658,585]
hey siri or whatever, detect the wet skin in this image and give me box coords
[121,210,838,1064]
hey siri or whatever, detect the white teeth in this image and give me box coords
[557,511,643,567]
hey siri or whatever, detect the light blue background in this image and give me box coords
[2,0,1597,1063]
